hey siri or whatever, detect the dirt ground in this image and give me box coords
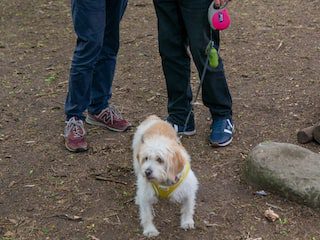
[1,0,320,239]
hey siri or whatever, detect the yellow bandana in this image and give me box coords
[151,162,190,199]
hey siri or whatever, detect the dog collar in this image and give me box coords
[151,162,190,199]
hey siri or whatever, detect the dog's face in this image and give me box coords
[136,136,185,185]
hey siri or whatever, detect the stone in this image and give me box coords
[244,142,320,208]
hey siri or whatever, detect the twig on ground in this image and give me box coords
[266,202,284,211]
[51,214,82,222]
[124,197,135,204]
[88,235,100,240]
[94,176,127,185]
[276,40,283,51]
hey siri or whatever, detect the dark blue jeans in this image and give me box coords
[65,0,127,120]
[153,0,232,126]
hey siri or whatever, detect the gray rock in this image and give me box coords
[245,142,320,208]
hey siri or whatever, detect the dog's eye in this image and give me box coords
[144,157,148,162]
[156,158,164,164]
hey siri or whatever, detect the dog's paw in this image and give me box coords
[181,219,195,230]
[143,226,159,237]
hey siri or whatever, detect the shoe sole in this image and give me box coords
[210,137,233,147]
[177,130,196,136]
[166,119,196,136]
[210,124,235,147]
[85,115,130,132]
[65,142,88,153]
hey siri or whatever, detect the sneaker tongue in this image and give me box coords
[214,120,224,128]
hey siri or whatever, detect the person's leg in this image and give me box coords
[180,0,232,120]
[64,0,106,152]
[85,0,130,132]
[153,0,195,129]
[65,0,106,120]
[180,0,234,146]
[87,0,128,115]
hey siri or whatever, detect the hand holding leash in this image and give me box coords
[213,0,231,9]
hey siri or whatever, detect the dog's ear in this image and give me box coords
[137,146,146,166]
[167,147,185,183]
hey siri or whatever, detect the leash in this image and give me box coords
[181,30,214,136]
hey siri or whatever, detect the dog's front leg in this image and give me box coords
[136,179,159,237]
[180,196,195,230]
[138,198,159,237]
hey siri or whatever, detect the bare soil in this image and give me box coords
[0,0,320,239]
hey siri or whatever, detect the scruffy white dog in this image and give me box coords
[132,115,199,237]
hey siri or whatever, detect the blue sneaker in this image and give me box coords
[166,119,196,136]
[210,118,234,147]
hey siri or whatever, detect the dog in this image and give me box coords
[132,115,199,237]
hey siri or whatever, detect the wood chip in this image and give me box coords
[264,208,279,222]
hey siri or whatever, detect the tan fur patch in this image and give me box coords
[143,121,178,141]
[167,145,186,182]
[137,116,186,182]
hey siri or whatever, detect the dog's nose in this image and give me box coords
[145,168,152,178]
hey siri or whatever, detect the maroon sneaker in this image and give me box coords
[85,106,131,132]
[64,117,88,152]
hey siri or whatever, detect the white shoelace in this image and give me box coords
[100,106,123,123]
[65,117,85,138]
